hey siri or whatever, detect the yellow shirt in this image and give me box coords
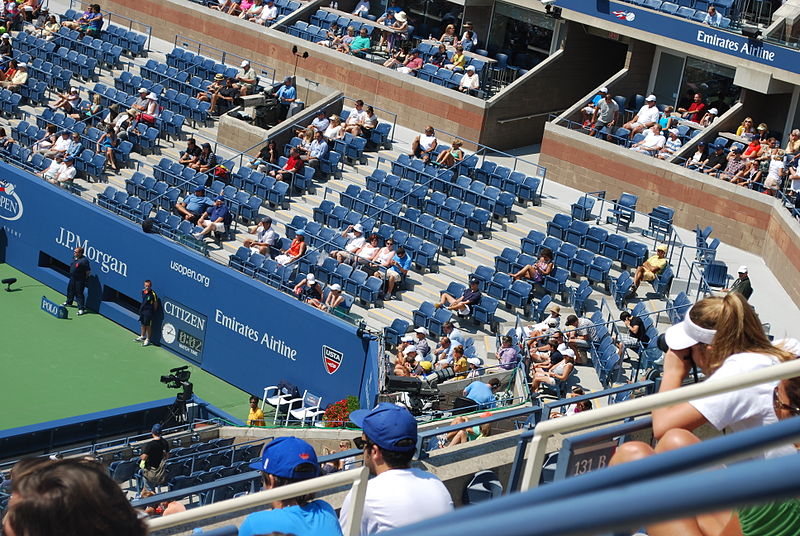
[451,53,466,69]
[454,356,468,380]
[645,255,667,274]
[247,407,265,426]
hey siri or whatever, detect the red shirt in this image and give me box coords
[686,102,706,123]
[283,155,304,172]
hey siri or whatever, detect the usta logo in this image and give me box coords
[0,181,23,221]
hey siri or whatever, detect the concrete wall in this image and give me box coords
[539,122,800,307]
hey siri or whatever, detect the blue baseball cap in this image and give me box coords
[248,437,320,479]
[349,403,417,452]
[214,195,225,202]
[151,423,162,435]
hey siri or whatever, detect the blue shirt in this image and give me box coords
[206,203,230,223]
[309,139,329,159]
[276,84,297,103]
[464,381,496,408]
[183,194,213,215]
[239,500,343,536]
[392,253,412,272]
[66,141,83,159]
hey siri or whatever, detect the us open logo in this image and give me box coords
[322,345,344,374]
[0,181,23,221]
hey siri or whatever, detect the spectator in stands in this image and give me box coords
[616,310,650,359]
[360,106,379,140]
[235,60,257,96]
[550,386,593,418]
[21,0,41,24]
[240,0,263,20]
[723,265,753,300]
[69,93,102,122]
[324,114,346,141]
[435,138,464,168]
[135,279,158,347]
[96,126,121,173]
[463,377,500,409]
[44,155,77,187]
[178,138,202,166]
[140,424,169,491]
[32,124,57,153]
[385,11,408,53]
[31,4,48,27]
[352,0,369,16]
[274,76,297,120]
[0,127,13,150]
[439,412,492,447]
[310,109,330,132]
[719,145,747,182]
[340,403,453,534]
[433,336,453,368]
[430,44,448,68]
[377,245,411,299]
[439,23,458,45]
[241,437,341,536]
[336,25,357,53]
[0,61,26,91]
[196,73,225,102]
[176,186,212,223]
[760,150,786,194]
[497,335,520,370]
[37,150,64,183]
[622,94,660,138]
[275,230,307,265]
[0,59,17,82]
[0,34,11,59]
[684,141,708,170]
[581,87,606,126]
[331,223,366,263]
[41,131,71,158]
[565,314,593,355]
[466,357,484,378]
[444,45,466,71]
[343,99,367,135]
[320,22,344,48]
[37,14,60,40]
[349,27,372,58]
[298,129,328,169]
[629,243,668,296]
[589,91,619,140]
[785,128,800,164]
[657,128,682,159]
[699,107,718,127]
[81,4,103,37]
[250,139,279,172]
[209,77,239,116]
[321,440,356,474]
[394,344,416,375]
[736,117,756,141]
[409,125,438,162]
[657,105,680,130]
[396,48,423,75]
[367,236,397,274]
[530,331,573,370]
[703,4,724,26]
[126,87,150,118]
[355,234,382,269]
[244,216,279,256]
[191,142,217,173]
[413,326,431,358]
[320,283,345,312]
[451,344,469,378]
[701,143,728,175]
[436,278,482,317]
[630,124,666,156]
[530,347,575,395]
[193,196,231,240]
[256,0,278,25]
[226,0,252,17]
[458,64,480,95]
[442,321,467,348]
[3,458,147,536]
[523,316,559,351]
[677,93,706,123]
[461,21,478,48]
[511,246,554,286]
[269,146,304,183]
[294,273,323,305]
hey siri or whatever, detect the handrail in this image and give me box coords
[496,109,567,124]
[519,357,800,490]
[146,466,369,536]
[174,34,277,86]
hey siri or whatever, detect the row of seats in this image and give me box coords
[135,61,216,101]
[413,289,500,335]
[546,215,649,268]
[11,53,73,93]
[60,10,148,56]
[635,0,733,25]
[51,27,123,70]
[98,79,207,129]
[165,47,275,93]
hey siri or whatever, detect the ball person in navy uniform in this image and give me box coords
[62,246,90,316]
[135,280,159,347]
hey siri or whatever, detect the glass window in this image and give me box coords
[486,2,554,68]
[400,0,462,38]
[677,57,739,115]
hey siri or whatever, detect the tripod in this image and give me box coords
[161,396,188,428]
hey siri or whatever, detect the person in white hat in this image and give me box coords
[235,59,257,96]
[722,265,753,300]
[393,345,417,376]
[699,107,718,128]
[658,128,683,160]
[629,244,669,296]
[622,94,660,139]
[293,273,323,306]
[0,61,27,90]
[413,327,431,358]
[321,282,345,312]
[331,223,366,263]
[458,64,480,94]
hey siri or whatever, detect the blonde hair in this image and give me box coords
[689,293,793,372]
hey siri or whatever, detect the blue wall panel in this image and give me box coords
[0,167,378,409]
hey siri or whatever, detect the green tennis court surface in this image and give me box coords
[0,264,252,430]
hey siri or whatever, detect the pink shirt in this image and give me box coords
[406,57,423,70]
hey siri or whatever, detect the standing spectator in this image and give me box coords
[436,278,482,317]
[458,64,480,94]
[140,424,170,491]
[247,395,266,426]
[622,94,660,138]
[193,196,232,241]
[723,266,753,300]
[135,279,158,347]
[240,437,341,536]
[497,335,520,370]
[589,91,620,140]
[677,93,706,122]
[274,76,297,120]
[409,125,438,162]
[176,186,213,223]
[244,216,279,256]
[339,404,453,534]
[62,246,90,316]
[703,5,723,26]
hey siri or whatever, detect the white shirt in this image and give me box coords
[53,136,71,152]
[345,232,366,253]
[55,163,76,181]
[690,352,795,459]
[362,113,378,129]
[346,108,367,126]
[635,104,660,125]
[258,4,277,20]
[704,11,723,26]
[43,159,61,176]
[352,0,369,16]
[635,130,666,151]
[357,244,379,260]
[459,72,480,90]
[255,224,278,246]
[339,467,453,535]
[461,30,478,46]
[419,133,436,151]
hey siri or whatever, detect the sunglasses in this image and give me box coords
[773,386,800,416]
[353,437,372,450]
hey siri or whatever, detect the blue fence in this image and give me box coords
[0,165,379,409]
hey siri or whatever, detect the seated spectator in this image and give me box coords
[658,105,679,130]
[51,87,81,114]
[209,77,239,116]
[244,216,279,256]
[375,246,411,298]
[349,27,372,58]
[435,278,482,317]
[381,45,406,67]
[294,273,323,306]
[413,326,431,358]
[32,124,58,153]
[439,23,458,45]
[37,14,61,39]
[761,151,786,194]
[240,0,263,20]
[395,49,423,75]
[298,129,328,168]
[343,99,367,135]
[684,141,708,170]
[4,458,147,536]
[235,60,257,96]
[435,138,464,168]
[433,336,453,368]
[0,127,14,150]
[451,344,468,378]
[362,236,394,275]
[197,73,225,102]
[703,4,723,26]
[461,30,476,52]
[320,283,345,312]
[319,22,344,48]
[439,412,492,447]
[615,310,650,358]
[444,45,466,71]
[497,335,520,370]
[331,223,366,263]
[82,4,103,37]
[719,145,747,182]
[275,230,307,265]
[564,314,594,355]
[44,155,77,186]
[409,125,437,162]
[69,93,103,122]
[394,343,416,375]
[622,94,659,138]
[531,348,574,395]
[175,186,213,223]
[523,317,559,352]
[530,331,572,369]
[255,0,278,25]
[42,131,72,159]
[511,247,554,285]
[550,386,593,418]
[466,356,484,378]
[250,139,279,172]
[228,0,252,16]
[385,10,408,53]
[352,0,369,16]
[463,377,500,409]
[188,142,216,173]
[193,196,232,241]
[430,44,448,67]
[657,128,683,159]
[736,117,756,141]
[677,93,706,122]
[589,91,619,140]
[96,127,121,172]
[698,107,718,127]
[321,440,356,474]
[269,146,304,182]
[360,105,379,140]
[247,395,265,426]
[310,109,330,132]
[630,124,666,156]
[126,87,150,118]
[701,143,728,175]
[723,266,754,301]
[458,64,480,94]
[62,4,91,30]
[178,138,202,166]
[629,243,668,296]
[0,61,27,91]
[241,437,341,536]
[336,26,357,53]
[785,128,800,164]
[581,87,606,126]
[0,59,17,82]
[323,115,345,141]
[442,320,467,348]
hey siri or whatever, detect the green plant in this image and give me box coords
[323,396,360,428]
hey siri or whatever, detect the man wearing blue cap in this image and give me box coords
[176,186,213,223]
[339,403,453,535]
[140,423,169,490]
[193,196,232,240]
[239,437,342,536]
